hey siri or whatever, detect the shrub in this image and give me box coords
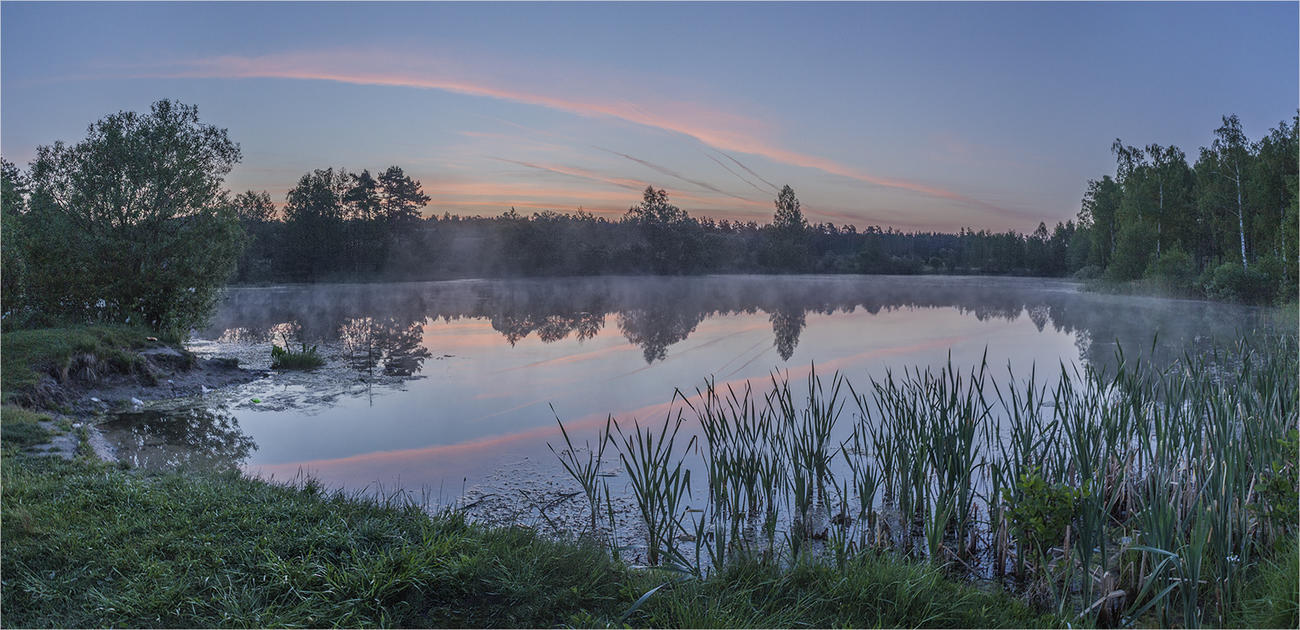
[1144,247,1198,293]
[1002,469,1087,557]
[1201,261,1274,304]
[1071,264,1103,280]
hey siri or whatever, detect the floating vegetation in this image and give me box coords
[551,332,1298,626]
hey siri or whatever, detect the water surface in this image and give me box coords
[102,275,1283,524]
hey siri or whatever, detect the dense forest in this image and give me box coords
[2,101,1295,335]
[1075,114,1298,303]
[230,174,1082,282]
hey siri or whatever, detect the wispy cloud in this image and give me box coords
[487,159,771,213]
[126,50,1026,220]
[595,147,762,205]
[490,158,646,192]
[702,150,773,195]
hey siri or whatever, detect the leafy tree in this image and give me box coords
[230,190,277,282]
[1078,176,1121,267]
[626,186,696,273]
[1248,116,1299,288]
[773,185,808,233]
[23,99,244,333]
[344,170,381,221]
[765,185,810,271]
[1197,115,1253,269]
[2,159,30,321]
[232,190,276,224]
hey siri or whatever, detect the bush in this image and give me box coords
[1201,261,1275,304]
[1144,247,1198,293]
[1071,264,1103,280]
[1002,469,1087,557]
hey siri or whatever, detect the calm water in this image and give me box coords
[100,275,1282,526]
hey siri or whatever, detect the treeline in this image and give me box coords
[1073,114,1298,304]
[4,100,1294,337]
[233,177,1083,283]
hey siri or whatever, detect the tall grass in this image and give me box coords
[553,332,1299,627]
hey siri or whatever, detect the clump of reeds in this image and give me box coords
[551,331,1298,627]
[270,333,324,370]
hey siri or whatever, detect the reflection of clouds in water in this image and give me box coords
[202,276,1289,377]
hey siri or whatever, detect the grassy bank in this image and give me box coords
[0,405,54,450]
[1,452,1053,628]
[0,324,163,402]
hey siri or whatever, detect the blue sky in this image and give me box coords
[3,2,1296,231]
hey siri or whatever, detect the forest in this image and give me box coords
[227,115,1298,307]
[231,174,1082,282]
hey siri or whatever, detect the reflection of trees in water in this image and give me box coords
[491,311,605,346]
[203,277,1290,374]
[617,309,704,363]
[98,408,256,472]
[339,316,432,378]
[769,306,807,361]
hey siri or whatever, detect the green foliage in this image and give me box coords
[2,159,30,319]
[1076,113,1298,304]
[270,340,325,370]
[1001,469,1086,557]
[16,100,245,334]
[1202,261,1274,304]
[1144,246,1198,293]
[1251,429,1299,536]
[1105,221,1156,281]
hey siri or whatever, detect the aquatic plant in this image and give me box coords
[270,334,324,370]
[553,331,1299,626]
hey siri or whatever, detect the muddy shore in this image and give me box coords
[16,345,266,461]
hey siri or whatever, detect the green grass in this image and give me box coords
[627,556,1056,628]
[1,452,1051,628]
[1,405,53,450]
[1,324,157,399]
[1231,536,1300,629]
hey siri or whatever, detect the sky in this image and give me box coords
[2,2,1296,232]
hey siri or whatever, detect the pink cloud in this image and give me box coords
[135,50,1026,221]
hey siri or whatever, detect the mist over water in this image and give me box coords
[104,275,1285,522]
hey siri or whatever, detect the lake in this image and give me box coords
[100,275,1284,536]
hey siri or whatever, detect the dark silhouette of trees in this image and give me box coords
[281,168,348,281]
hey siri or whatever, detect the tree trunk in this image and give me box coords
[1234,162,1247,269]
[1157,181,1163,257]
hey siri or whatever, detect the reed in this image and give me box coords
[552,331,1298,626]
